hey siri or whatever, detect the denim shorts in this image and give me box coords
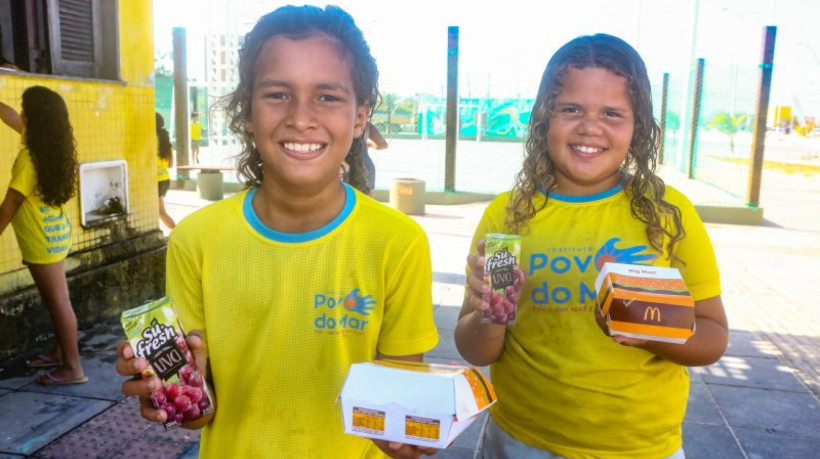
[475,415,685,459]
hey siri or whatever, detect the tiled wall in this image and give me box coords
[0,0,157,295]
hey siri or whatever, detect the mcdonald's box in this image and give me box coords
[338,360,496,448]
[595,262,696,344]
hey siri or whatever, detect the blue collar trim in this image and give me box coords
[542,183,624,203]
[243,183,356,243]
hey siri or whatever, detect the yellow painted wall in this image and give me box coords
[0,0,158,293]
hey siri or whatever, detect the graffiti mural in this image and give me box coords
[413,97,534,140]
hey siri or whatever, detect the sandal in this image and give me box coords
[36,370,89,386]
[25,353,63,369]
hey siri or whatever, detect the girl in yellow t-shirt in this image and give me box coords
[156,113,176,229]
[455,34,728,459]
[116,5,438,459]
[0,86,86,386]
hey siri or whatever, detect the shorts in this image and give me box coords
[191,140,201,150]
[158,179,171,197]
[475,415,686,459]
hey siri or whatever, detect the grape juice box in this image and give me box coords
[481,233,523,325]
[121,297,214,430]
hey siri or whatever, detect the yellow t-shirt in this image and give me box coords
[157,157,170,182]
[167,184,439,458]
[9,148,72,264]
[468,184,720,459]
[190,121,203,141]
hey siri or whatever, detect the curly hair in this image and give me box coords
[225,4,379,193]
[156,113,173,161]
[21,86,78,207]
[509,34,684,261]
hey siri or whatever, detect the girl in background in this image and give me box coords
[456,34,728,458]
[156,113,176,229]
[0,86,86,385]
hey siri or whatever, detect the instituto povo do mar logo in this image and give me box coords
[314,288,376,333]
[134,319,186,379]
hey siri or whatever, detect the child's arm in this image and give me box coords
[366,122,388,150]
[0,100,23,134]
[454,239,508,366]
[606,295,729,366]
[0,189,26,235]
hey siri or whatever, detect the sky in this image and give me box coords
[153,0,820,117]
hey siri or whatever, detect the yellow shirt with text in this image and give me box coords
[469,184,720,459]
[9,148,72,264]
[167,184,439,458]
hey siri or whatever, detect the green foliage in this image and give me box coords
[708,112,749,153]
[664,112,680,132]
[709,112,748,135]
[373,93,418,134]
[154,50,173,78]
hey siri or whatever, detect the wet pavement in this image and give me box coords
[1,166,819,458]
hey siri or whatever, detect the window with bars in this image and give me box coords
[0,0,118,79]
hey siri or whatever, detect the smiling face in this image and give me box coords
[546,66,635,196]
[245,33,368,192]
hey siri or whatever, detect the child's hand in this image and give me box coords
[593,306,649,347]
[612,335,648,347]
[465,239,527,318]
[593,303,609,337]
[371,440,437,458]
[464,239,491,313]
[115,331,212,428]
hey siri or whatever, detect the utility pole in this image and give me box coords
[173,27,190,179]
[444,26,459,192]
[747,26,777,208]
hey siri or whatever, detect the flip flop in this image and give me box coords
[25,353,63,369]
[36,370,89,386]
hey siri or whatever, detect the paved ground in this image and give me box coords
[1,165,818,458]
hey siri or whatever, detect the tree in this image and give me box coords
[708,112,748,153]
[154,50,174,78]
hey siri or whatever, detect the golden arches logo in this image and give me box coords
[643,306,662,323]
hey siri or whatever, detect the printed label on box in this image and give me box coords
[352,407,385,435]
[405,415,441,442]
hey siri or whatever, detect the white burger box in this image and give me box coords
[594,262,696,344]
[338,360,496,448]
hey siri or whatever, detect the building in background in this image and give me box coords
[0,0,165,359]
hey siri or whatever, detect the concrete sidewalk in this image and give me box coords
[1,170,819,458]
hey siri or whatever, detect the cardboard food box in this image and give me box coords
[338,360,496,448]
[595,262,696,344]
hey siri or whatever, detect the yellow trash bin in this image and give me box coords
[390,178,425,215]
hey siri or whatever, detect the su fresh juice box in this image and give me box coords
[481,233,523,325]
[121,297,213,430]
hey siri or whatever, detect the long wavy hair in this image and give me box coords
[509,33,684,261]
[156,113,173,161]
[21,86,78,207]
[226,4,379,193]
